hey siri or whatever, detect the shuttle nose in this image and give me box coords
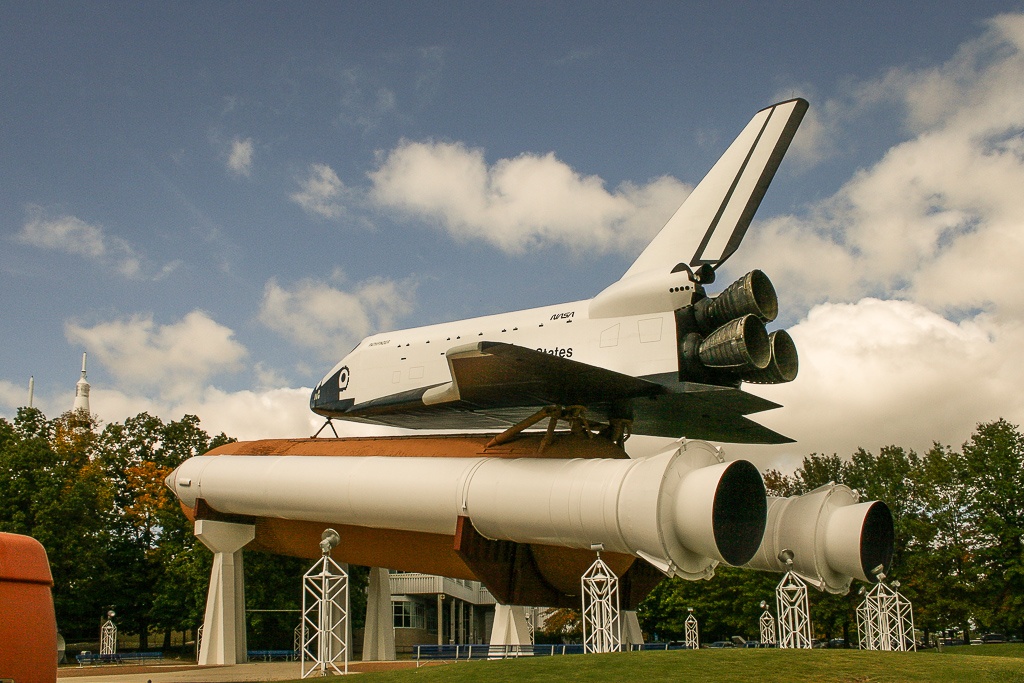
[310,365,350,415]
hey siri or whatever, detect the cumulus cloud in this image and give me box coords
[735,14,1024,320]
[258,273,415,359]
[0,380,28,411]
[0,378,390,441]
[724,14,1024,467]
[291,163,348,219]
[64,310,248,402]
[16,206,143,277]
[101,385,413,441]
[739,299,1024,460]
[368,140,690,255]
[227,137,254,176]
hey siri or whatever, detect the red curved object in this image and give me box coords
[0,532,57,683]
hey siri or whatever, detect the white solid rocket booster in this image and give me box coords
[167,438,767,580]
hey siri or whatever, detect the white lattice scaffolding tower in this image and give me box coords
[684,609,699,649]
[776,569,812,649]
[301,530,349,677]
[759,601,776,646]
[581,551,621,654]
[857,576,915,652]
[100,617,117,655]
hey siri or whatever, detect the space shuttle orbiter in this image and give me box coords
[310,99,808,446]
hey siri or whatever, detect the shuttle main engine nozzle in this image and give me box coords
[678,270,798,384]
[693,269,778,332]
[742,483,894,593]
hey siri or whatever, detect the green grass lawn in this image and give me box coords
[936,642,1024,658]
[305,646,1024,683]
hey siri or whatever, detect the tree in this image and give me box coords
[0,408,112,638]
[96,412,234,649]
[539,608,581,643]
[960,419,1024,636]
[638,566,778,643]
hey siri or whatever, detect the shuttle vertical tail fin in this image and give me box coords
[623,98,808,280]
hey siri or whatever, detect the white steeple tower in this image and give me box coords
[73,352,90,413]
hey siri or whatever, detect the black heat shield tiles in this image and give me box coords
[341,341,792,444]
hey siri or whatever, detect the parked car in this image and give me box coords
[706,641,736,648]
[981,633,1007,644]
[828,638,847,649]
[742,641,761,648]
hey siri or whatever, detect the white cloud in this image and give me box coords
[735,14,1024,321]
[0,380,28,412]
[291,163,347,219]
[337,66,399,132]
[258,274,414,359]
[17,206,142,277]
[368,140,690,255]
[64,310,248,402]
[0,379,411,443]
[228,137,254,176]
[742,299,1024,460]
[724,15,1024,469]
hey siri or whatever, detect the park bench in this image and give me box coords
[76,651,163,666]
[247,649,297,661]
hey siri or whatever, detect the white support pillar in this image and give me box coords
[489,604,531,646]
[195,520,255,665]
[362,567,396,661]
[622,611,644,647]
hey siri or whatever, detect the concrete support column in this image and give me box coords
[195,520,255,665]
[436,595,444,645]
[489,604,531,646]
[450,597,456,644]
[622,610,644,646]
[361,567,396,661]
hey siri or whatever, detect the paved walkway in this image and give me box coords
[58,661,424,683]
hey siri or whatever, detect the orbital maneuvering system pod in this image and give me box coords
[166,98,894,630]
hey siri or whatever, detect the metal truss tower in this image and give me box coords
[857,575,915,652]
[100,614,117,656]
[684,608,699,649]
[301,530,349,677]
[759,601,776,646]
[581,550,621,654]
[776,552,812,649]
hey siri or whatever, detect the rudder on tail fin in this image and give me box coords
[588,98,808,319]
[624,98,808,279]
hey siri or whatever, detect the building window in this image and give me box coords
[393,600,425,629]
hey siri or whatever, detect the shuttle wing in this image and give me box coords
[325,342,792,444]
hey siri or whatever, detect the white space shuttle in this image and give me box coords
[167,100,893,642]
[310,99,808,445]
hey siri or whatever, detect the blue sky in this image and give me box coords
[4,2,1024,469]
